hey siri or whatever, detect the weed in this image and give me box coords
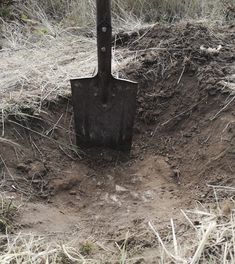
[0,197,18,233]
[0,6,11,18]
[80,240,95,256]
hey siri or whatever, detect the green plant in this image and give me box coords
[0,197,18,233]
[0,0,14,19]
[0,6,11,18]
[80,241,95,256]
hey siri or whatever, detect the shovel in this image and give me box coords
[70,0,137,152]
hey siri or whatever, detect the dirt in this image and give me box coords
[0,22,235,262]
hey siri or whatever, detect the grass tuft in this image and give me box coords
[149,187,235,263]
[0,196,18,233]
[80,240,95,256]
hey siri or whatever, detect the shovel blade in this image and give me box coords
[71,75,137,152]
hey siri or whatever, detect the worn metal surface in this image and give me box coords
[70,0,137,151]
[71,76,137,151]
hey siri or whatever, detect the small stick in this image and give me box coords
[46,114,63,136]
[32,140,44,157]
[1,109,5,137]
[197,147,230,178]
[190,221,216,264]
[161,97,206,127]
[180,210,198,232]
[210,95,235,121]
[148,221,185,263]
[132,24,156,44]
[171,219,178,257]
[207,184,235,192]
[0,138,21,148]
[59,146,77,160]
[9,120,80,153]
[0,154,15,183]
[177,66,185,85]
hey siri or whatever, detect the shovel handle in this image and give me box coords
[97,0,112,78]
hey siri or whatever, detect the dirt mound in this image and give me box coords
[121,22,235,187]
[120,23,234,123]
[0,22,234,262]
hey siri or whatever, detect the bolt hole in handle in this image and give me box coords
[96,0,112,104]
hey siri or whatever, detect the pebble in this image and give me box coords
[116,185,128,193]
[130,174,143,184]
[143,190,154,200]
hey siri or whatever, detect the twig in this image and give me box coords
[32,140,44,157]
[197,147,230,177]
[171,219,178,257]
[180,210,198,232]
[11,185,30,196]
[59,145,78,160]
[207,185,235,192]
[132,24,156,44]
[190,221,216,264]
[210,95,235,121]
[62,245,86,263]
[177,66,185,85]
[0,138,21,148]
[0,154,16,183]
[8,120,81,153]
[45,114,63,136]
[148,221,186,263]
[161,97,206,127]
[1,109,5,137]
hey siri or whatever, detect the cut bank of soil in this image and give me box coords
[0,22,234,262]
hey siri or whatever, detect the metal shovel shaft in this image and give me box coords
[97,0,112,104]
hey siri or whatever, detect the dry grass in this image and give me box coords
[149,186,235,264]
[0,1,235,263]
[149,199,235,264]
[22,0,235,22]
[0,187,234,263]
[0,30,136,122]
[0,195,18,233]
[1,0,234,29]
[0,0,233,58]
[0,234,91,263]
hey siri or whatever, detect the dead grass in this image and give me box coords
[149,186,235,264]
[0,195,18,233]
[0,187,234,263]
[0,30,136,124]
[0,234,87,263]
[0,0,233,121]
[0,1,235,263]
[1,0,234,38]
[4,0,234,23]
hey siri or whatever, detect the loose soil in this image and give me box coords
[0,22,235,262]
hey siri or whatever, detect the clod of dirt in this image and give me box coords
[49,162,89,194]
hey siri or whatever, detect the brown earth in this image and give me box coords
[0,22,235,262]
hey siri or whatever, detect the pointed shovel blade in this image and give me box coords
[71,75,137,152]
